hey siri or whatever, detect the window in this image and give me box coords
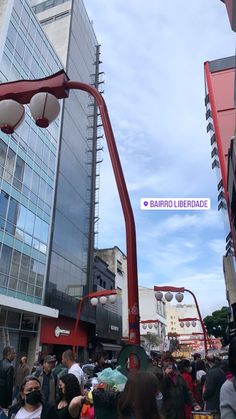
[0,245,12,275]
[0,140,7,175]
[117,260,123,274]
[13,155,25,190]
[0,192,9,229]
[19,254,30,282]
[10,249,21,277]
[4,147,16,183]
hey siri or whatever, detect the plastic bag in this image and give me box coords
[96,367,127,385]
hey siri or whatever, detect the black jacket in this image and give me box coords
[0,358,14,408]
[204,365,226,411]
[8,402,58,419]
[161,373,197,419]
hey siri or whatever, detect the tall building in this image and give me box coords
[0,0,102,363]
[204,56,236,338]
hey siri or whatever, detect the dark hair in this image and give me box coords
[117,371,161,419]
[178,359,191,373]
[14,376,41,407]
[3,345,15,358]
[193,353,201,361]
[196,360,206,372]
[229,337,236,376]
[59,373,81,404]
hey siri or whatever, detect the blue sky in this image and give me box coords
[83,0,236,315]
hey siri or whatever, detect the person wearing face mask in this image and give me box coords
[56,373,84,419]
[161,356,201,419]
[7,375,58,419]
[179,359,199,419]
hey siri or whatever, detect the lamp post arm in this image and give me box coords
[65,80,140,345]
[184,288,207,354]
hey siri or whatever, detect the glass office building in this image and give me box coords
[0,0,100,360]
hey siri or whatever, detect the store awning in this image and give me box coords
[101,342,122,352]
[0,295,59,318]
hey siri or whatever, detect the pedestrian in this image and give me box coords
[57,373,85,418]
[220,337,236,418]
[191,353,201,381]
[117,371,163,419]
[7,375,58,419]
[203,354,226,413]
[62,350,84,389]
[161,357,201,419]
[93,354,106,376]
[0,346,16,408]
[13,356,30,400]
[34,355,57,404]
[179,359,198,419]
[195,359,207,408]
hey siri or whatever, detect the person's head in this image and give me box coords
[205,354,216,368]
[118,371,161,419]
[62,349,75,368]
[228,337,236,376]
[20,356,27,365]
[161,354,175,370]
[196,359,206,372]
[58,373,81,404]
[3,345,16,362]
[96,354,105,366]
[178,359,192,374]
[43,355,56,373]
[193,353,201,362]
[20,375,43,407]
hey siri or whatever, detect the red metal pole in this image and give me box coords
[65,80,140,346]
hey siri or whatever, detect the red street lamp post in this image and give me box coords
[73,289,117,353]
[0,70,140,346]
[154,285,208,354]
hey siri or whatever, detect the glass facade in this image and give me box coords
[45,0,99,318]
[0,0,62,304]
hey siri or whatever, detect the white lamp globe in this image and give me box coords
[0,100,25,134]
[175,292,184,303]
[165,292,173,302]
[30,92,60,128]
[142,324,147,330]
[90,297,98,306]
[180,322,184,328]
[108,294,117,304]
[99,296,107,305]
[154,323,158,329]
[186,321,190,327]
[192,321,196,327]
[155,291,163,301]
[148,323,153,329]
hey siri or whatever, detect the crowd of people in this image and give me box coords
[0,340,236,418]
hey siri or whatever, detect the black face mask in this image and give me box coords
[26,390,43,405]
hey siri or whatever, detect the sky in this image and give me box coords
[83,0,236,316]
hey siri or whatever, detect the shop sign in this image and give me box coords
[54,326,70,338]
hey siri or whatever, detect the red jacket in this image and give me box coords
[182,372,198,419]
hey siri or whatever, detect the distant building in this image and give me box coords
[139,286,166,350]
[95,246,127,338]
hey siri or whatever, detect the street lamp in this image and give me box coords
[73,288,118,353]
[178,317,198,328]
[0,70,140,347]
[154,285,208,354]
